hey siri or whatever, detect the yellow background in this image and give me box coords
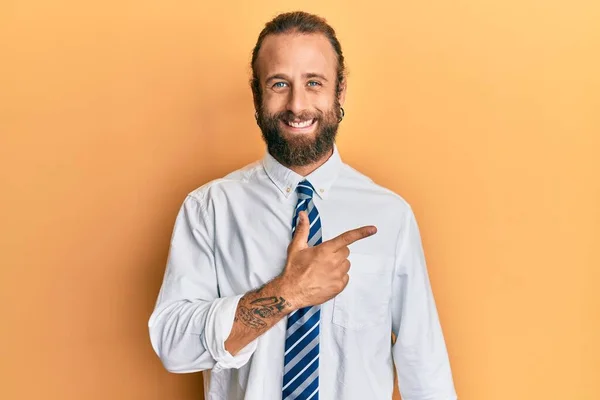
[1,0,599,399]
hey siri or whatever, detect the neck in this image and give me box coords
[281,147,334,177]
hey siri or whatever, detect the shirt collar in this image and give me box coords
[262,144,343,200]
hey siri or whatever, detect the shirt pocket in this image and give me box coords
[332,252,394,330]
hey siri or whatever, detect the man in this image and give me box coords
[149,11,457,400]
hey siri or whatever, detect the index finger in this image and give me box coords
[324,225,378,251]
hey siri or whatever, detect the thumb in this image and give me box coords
[289,211,309,252]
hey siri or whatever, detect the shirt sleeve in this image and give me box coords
[391,207,458,400]
[148,194,257,373]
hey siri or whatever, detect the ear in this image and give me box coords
[337,77,347,107]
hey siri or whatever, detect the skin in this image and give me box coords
[224,32,376,355]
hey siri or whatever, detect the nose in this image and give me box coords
[286,85,309,117]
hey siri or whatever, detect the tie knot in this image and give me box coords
[296,180,315,199]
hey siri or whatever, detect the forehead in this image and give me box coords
[256,32,337,79]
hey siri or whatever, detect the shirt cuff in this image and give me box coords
[203,294,258,371]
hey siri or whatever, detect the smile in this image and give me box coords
[284,119,316,129]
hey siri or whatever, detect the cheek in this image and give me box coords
[312,90,338,111]
[262,93,287,114]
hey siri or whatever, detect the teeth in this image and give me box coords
[287,119,313,128]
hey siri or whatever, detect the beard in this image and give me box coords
[257,100,341,167]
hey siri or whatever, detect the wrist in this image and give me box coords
[274,274,303,312]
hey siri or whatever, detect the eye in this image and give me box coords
[307,81,322,87]
[272,81,288,89]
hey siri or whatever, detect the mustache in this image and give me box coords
[274,110,323,122]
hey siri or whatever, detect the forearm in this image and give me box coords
[225,276,296,355]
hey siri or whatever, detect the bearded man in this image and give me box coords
[149,11,457,400]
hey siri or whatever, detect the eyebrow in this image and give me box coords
[265,73,329,84]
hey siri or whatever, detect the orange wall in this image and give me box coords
[1,1,599,399]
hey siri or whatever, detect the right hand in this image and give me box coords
[280,210,377,310]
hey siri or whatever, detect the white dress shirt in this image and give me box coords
[148,144,458,400]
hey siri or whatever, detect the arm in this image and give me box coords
[148,194,259,373]
[224,276,294,355]
[149,196,375,373]
[226,209,378,355]
[391,208,458,400]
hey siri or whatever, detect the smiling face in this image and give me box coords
[254,32,346,167]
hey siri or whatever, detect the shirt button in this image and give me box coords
[286,187,291,193]
[320,189,324,193]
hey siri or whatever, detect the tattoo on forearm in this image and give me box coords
[236,296,292,330]
[250,296,291,317]
[239,306,267,329]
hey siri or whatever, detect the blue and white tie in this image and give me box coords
[282,179,322,400]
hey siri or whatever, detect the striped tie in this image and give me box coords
[282,179,322,400]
